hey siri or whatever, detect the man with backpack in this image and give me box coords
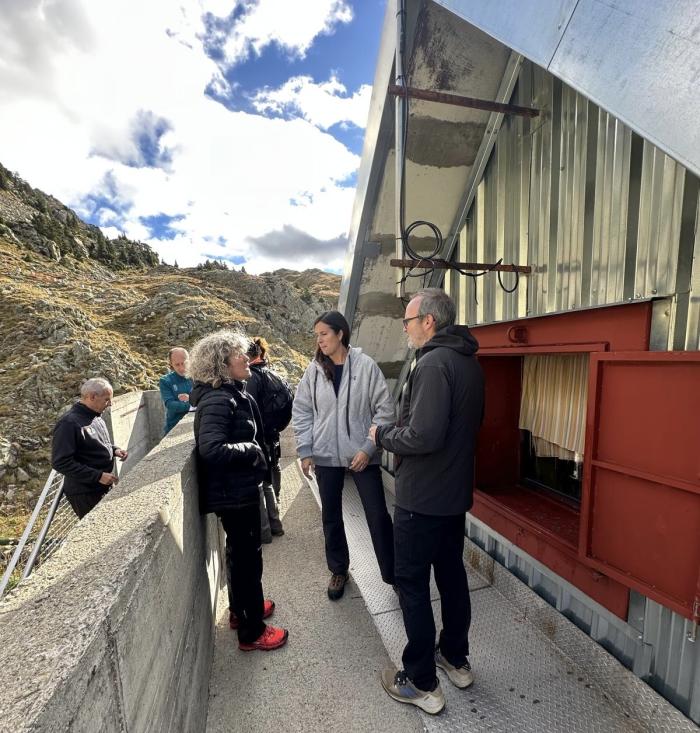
[246,337,293,542]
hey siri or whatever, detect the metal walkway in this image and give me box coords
[305,471,698,733]
[206,454,696,732]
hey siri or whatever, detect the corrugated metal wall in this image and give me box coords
[445,59,700,723]
[444,60,700,351]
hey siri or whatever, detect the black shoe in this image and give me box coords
[327,573,348,600]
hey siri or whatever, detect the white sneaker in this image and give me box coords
[380,666,445,715]
[435,648,474,688]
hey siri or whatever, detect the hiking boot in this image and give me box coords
[327,573,347,600]
[229,599,275,630]
[239,625,289,651]
[435,647,474,689]
[380,666,445,715]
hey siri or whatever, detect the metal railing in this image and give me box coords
[0,470,78,600]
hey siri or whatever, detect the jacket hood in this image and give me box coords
[190,380,243,407]
[421,325,479,356]
[310,344,364,373]
[189,382,212,407]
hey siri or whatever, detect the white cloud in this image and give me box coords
[0,0,365,274]
[253,75,372,130]
[222,0,352,64]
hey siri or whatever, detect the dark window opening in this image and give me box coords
[520,429,582,506]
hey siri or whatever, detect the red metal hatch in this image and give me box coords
[579,351,700,620]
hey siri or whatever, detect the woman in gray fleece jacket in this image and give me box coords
[293,311,396,600]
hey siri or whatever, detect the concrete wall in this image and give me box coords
[103,391,165,480]
[0,415,222,732]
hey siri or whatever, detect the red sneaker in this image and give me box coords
[229,599,275,630]
[239,625,289,651]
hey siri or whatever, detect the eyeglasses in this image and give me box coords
[402,315,423,328]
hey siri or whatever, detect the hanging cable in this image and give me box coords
[393,17,523,306]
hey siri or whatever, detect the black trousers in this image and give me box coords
[315,464,395,584]
[66,489,109,519]
[394,506,471,691]
[219,504,265,644]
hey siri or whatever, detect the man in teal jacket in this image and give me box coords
[159,347,193,435]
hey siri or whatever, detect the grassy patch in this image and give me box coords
[0,512,30,540]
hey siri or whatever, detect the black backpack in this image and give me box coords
[257,366,294,435]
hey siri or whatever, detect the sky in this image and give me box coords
[0,0,386,273]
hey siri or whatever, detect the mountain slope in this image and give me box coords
[0,165,340,532]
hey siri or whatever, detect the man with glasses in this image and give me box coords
[370,288,484,715]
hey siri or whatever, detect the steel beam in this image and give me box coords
[388,83,539,117]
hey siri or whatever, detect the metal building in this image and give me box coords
[340,0,700,723]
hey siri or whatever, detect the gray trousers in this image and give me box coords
[259,482,282,542]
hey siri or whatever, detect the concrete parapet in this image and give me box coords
[0,415,221,732]
[104,390,165,480]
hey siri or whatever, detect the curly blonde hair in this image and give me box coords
[188,329,250,387]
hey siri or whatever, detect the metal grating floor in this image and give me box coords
[305,469,698,733]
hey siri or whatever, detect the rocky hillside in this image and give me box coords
[0,163,158,269]
[0,165,340,537]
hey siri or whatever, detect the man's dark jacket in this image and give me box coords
[376,325,484,516]
[51,403,115,497]
[190,380,268,514]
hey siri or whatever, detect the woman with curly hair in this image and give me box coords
[189,329,288,651]
[292,311,396,601]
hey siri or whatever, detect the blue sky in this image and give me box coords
[208,0,385,156]
[0,0,386,273]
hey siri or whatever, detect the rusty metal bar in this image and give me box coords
[390,258,532,274]
[388,84,539,118]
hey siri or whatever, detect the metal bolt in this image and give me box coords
[651,288,657,294]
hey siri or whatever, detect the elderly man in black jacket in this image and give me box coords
[370,288,484,715]
[51,377,128,519]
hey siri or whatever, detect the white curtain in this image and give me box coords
[519,354,589,463]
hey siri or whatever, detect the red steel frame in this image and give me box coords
[470,302,697,620]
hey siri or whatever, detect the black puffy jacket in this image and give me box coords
[190,380,268,513]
